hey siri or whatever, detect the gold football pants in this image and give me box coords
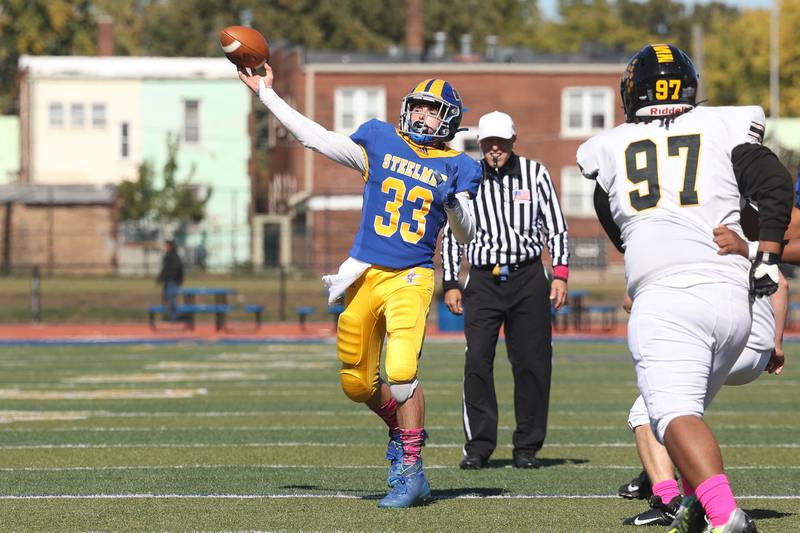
[336,266,433,403]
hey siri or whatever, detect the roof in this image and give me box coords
[0,184,115,205]
[18,56,236,80]
[305,47,629,67]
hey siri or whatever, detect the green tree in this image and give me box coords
[418,0,541,53]
[534,0,648,55]
[0,0,96,113]
[118,133,211,242]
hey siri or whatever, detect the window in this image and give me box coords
[49,103,63,127]
[92,103,106,128]
[334,87,386,134]
[70,103,85,127]
[183,99,200,143]
[561,87,614,138]
[120,122,130,159]
[560,165,596,216]
[448,127,481,160]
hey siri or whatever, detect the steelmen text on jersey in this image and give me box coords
[349,119,481,269]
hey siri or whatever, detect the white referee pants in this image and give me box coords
[627,282,751,443]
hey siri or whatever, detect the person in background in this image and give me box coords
[157,239,184,321]
[441,111,569,470]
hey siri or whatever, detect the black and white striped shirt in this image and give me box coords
[441,154,569,290]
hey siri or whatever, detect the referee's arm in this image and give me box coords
[535,165,569,279]
[441,224,464,292]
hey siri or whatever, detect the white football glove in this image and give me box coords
[749,251,780,297]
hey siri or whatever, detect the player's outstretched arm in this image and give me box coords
[237,65,367,175]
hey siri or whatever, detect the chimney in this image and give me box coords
[97,15,114,56]
[432,31,447,59]
[405,0,423,60]
[454,33,480,63]
[459,34,472,57]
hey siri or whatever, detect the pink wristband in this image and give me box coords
[553,265,569,281]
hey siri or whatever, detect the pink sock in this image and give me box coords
[400,428,425,465]
[696,474,737,527]
[652,479,681,503]
[681,476,695,497]
[370,398,400,436]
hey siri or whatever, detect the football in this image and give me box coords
[219,25,269,69]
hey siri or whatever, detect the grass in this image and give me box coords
[0,340,796,532]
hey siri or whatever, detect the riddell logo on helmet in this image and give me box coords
[644,105,690,116]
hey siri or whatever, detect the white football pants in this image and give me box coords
[627,282,751,442]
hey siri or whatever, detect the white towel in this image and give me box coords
[322,257,371,304]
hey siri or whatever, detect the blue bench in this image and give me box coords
[328,304,344,327]
[178,304,231,331]
[148,305,166,330]
[552,305,571,332]
[787,302,800,329]
[244,304,264,329]
[586,305,616,331]
[296,306,316,330]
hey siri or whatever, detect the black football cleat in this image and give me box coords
[513,453,542,469]
[619,470,653,500]
[459,454,488,469]
[623,495,681,526]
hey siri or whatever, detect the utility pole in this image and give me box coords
[691,23,705,103]
[769,0,780,117]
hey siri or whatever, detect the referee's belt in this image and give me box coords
[472,256,539,272]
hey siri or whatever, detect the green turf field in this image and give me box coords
[0,340,797,532]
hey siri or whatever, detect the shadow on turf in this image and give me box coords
[482,457,589,469]
[279,485,510,505]
[745,508,794,521]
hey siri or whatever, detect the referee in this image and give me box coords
[441,111,569,469]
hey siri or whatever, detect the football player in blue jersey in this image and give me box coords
[238,66,481,508]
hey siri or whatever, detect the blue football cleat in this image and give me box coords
[377,459,431,508]
[385,435,403,486]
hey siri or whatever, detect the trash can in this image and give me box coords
[437,300,464,332]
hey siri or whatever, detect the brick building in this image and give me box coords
[0,185,117,273]
[254,45,628,274]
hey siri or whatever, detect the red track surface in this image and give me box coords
[0,321,628,343]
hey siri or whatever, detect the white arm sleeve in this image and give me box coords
[258,79,367,174]
[444,191,475,244]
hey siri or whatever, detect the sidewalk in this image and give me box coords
[0,321,631,345]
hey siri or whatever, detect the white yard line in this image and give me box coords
[0,493,797,501]
[2,424,800,433]
[0,464,797,472]
[1,424,796,432]
[1,442,799,450]
[2,409,793,418]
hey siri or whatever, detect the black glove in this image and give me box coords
[750,251,780,297]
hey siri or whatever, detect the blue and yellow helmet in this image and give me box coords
[399,79,464,144]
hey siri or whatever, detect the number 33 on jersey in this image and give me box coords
[348,119,481,269]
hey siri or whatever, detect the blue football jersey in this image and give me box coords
[349,119,481,269]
